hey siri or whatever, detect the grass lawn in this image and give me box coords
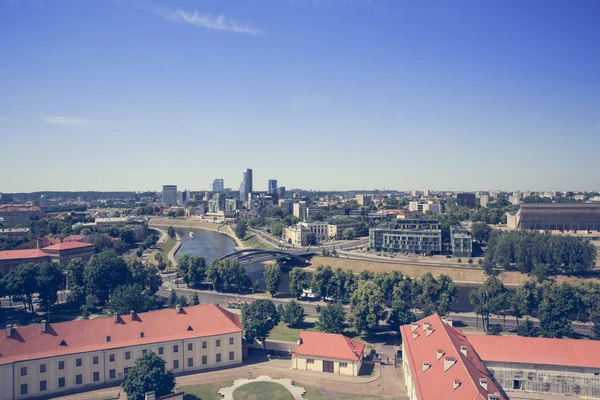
[232,382,294,400]
[180,381,233,400]
[149,235,177,266]
[267,322,370,347]
[242,234,278,250]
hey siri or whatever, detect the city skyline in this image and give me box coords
[1,0,600,192]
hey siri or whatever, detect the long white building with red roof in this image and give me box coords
[0,304,243,400]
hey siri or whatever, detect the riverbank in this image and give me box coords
[147,226,181,267]
[149,217,244,248]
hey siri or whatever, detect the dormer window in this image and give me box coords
[106,336,111,342]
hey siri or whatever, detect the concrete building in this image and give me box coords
[0,205,43,226]
[509,191,521,205]
[400,314,505,400]
[268,179,277,195]
[0,228,31,240]
[293,201,308,221]
[507,203,600,232]
[457,193,476,208]
[369,220,442,255]
[327,221,362,240]
[94,217,149,240]
[469,335,600,398]
[355,194,371,206]
[450,226,472,257]
[291,331,364,376]
[276,186,286,199]
[299,222,328,243]
[212,179,224,193]
[208,193,226,213]
[480,194,489,207]
[278,199,292,214]
[282,224,311,246]
[409,202,441,214]
[225,199,240,212]
[239,169,253,201]
[0,304,243,400]
[162,185,178,206]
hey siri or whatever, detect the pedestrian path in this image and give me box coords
[218,375,306,400]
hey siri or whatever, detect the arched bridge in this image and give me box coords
[219,249,316,265]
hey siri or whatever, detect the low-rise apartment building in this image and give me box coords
[369,220,442,255]
[0,228,31,240]
[450,226,472,257]
[0,304,243,400]
[327,222,361,240]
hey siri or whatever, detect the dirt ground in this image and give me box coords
[309,256,600,286]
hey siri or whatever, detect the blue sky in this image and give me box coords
[1,0,599,193]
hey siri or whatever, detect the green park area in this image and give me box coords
[241,234,278,251]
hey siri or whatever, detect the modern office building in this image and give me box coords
[276,186,286,199]
[208,193,226,213]
[355,194,372,206]
[212,179,224,193]
[239,169,253,201]
[162,185,178,206]
[479,194,489,207]
[369,220,442,255]
[293,201,308,221]
[450,226,472,257]
[506,203,600,232]
[268,179,277,195]
[327,221,362,240]
[456,193,476,208]
[291,331,364,376]
[408,202,441,214]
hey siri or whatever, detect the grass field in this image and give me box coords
[180,381,234,400]
[267,322,371,349]
[232,382,294,400]
[242,234,278,250]
[149,235,177,267]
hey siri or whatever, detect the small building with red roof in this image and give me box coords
[291,331,364,376]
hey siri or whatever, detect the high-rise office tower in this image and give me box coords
[212,178,224,193]
[276,186,286,199]
[240,168,253,201]
[162,185,177,206]
[268,179,277,195]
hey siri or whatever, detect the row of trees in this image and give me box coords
[175,255,254,294]
[0,262,63,311]
[485,230,597,278]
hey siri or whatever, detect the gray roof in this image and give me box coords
[519,203,600,224]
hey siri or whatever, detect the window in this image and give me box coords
[58,361,65,370]
[513,380,522,390]
[173,360,179,369]
[202,341,207,349]
[229,337,234,345]
[124,367,131,376]
[142,349,148,355]
[216,339,221,347]
[188,357,193,367]
[76,358,82,367]
[202,355,207,365]
[140,332,145,338]
[76,374,83,385]
[229,351,235,361]
[173,345,179,353]
[109,354,115,362]
[40,381,47,392]
[20,367,27,376]
[93,356,99,365]
[188,343,193,351]
[40,364,46,373]
[159,347,164,355]
[93,372,100,382]
[307,359,314,364]
[340,362,348,368]
[58,377,66,388]
[109,369,116,379]
[216,353,221,363]
[20,384,28,395]
[125,351,131,360]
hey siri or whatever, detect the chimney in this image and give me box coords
[411,323,419,332]
[352,349,357,356]
[426,328,434,337]
[460,345,467,357]
[130,310,136,321]
[5,325,12,338]
[413,332,419,340]
[144,391,156,400]
[423,322,431,332]
[176,304,182,313]
[41,320,47,333]
[297,338,303,346]
[453,379,461,390]
[113,314,119,323]
[444,357,456,372]
[436,349,444,361]
[480,378,488,392]
[59,237,64,243]
[422,362,431,372]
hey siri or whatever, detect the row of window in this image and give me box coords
[21,356,100,377]
[305,359,348,368]
[108,337,235,362]
[20,372,102,395]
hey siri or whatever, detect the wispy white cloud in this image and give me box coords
[42,116,95,127]
[123,1,262,35]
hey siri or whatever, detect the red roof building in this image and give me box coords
[292,331,365,376]
[400,314,505,400]
[0,249,50,275]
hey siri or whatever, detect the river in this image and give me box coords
[173,227,481,311]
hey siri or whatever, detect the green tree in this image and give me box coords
[517,318,539,337]
[468,275,508,332]
[310,265,334,298]
[84,250,132,305]
[388,298,416,332]
[241,299,280,351]
[36,262,64,308]
[168,290,177,308]
[178,295,188,307]
[167,226,175,239]
[3,263,39,312]
[176,255,207,288]
[108,284,156,315]
[538,282,576,338]
[471,222,492,245]
[317,302,346,334]
[280,300,305,327]
[121,352,175,400]
[206,259,252,293]
[129,259,162,295]
[349,280,386,333]
[264,264,282,297]
[289,267,307,298]
[342,228,356,240]
[235,221,247,240]
[270,221,285,238]
[305,232,317,246]
[154,253,163,264]
[191,293,200,305]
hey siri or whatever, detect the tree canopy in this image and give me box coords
[121,352,175,400]
[264,264,281,297]
[241,299,280,350]
[206,259,252,293]
[317,302,346,334]
[176,254,207,287]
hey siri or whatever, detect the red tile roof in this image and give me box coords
[296,331,364,361]
[0,304,242,365]
[0,249,49,261]
[468,334,600,369]
[400,314,505,400]
[42,241,94,251]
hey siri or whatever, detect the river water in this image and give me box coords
[173,227,479,312]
